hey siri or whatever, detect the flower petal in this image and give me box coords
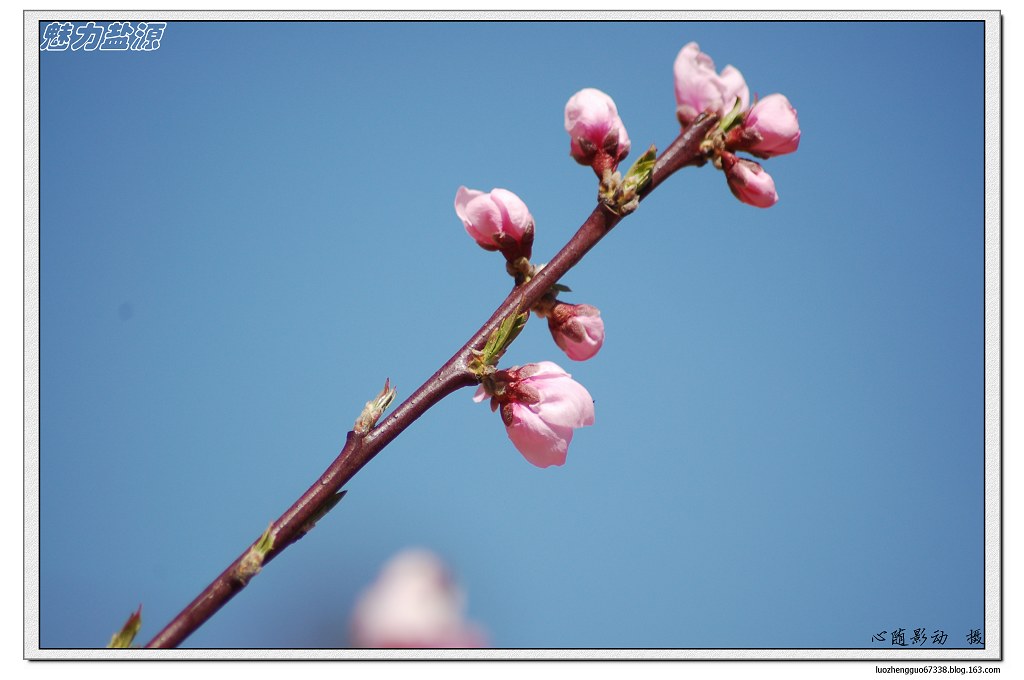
[489,189,531,241]
[718,65,750,113]
[506,404,572,468]
[454,186,482,225]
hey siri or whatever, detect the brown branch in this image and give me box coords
[143,113,719,649]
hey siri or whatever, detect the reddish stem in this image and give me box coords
[143,113,718,649]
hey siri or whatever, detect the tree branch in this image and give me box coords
[143,113,719,649]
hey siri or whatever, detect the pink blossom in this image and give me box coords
[564,88,631,175]
[546,302,605,361]
[721,151,779,208]
[673,42,750,126]
[349,549,487,649]
[475,361,595,468]
[454,186,534,260]
[730,94,801,158]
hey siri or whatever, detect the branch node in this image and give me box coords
[234,523,275,585]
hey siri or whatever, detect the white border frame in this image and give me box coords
[23,9,1002,661]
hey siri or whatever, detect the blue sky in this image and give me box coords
[36,20,989,650]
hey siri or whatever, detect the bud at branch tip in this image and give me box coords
[107,605,143,649]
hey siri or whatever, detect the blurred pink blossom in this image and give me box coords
[475,361,595,468]
[454,186,534,260]
[349,549,487,649]
[546,302,605,362]
[721,151,779,208]
[673,42,750,125]
[564,87,631,174]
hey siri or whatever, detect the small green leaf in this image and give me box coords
[719,96,745,132]
[235,523,276,584]
[472,304,529,376]
[483,322,503,358]
[108,605,142,648]
[550,283,572,294]
[499,310,528,353]
[623,145,658,193]
[253,523,275,556]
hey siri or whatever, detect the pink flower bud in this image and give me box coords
[673,42,750,126]
[546,302,604,361]
[349,549,487,649]
[721,151,779,208]
[564,88,631,175]
[730,94,801,158]
[474,361,595,468]
[454,186,534,261]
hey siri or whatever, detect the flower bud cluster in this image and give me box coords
[453,39,800,468]
[455,183,604,468]
[455,183,604,469]
[673,42,800,208]
[455,184,607,365]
